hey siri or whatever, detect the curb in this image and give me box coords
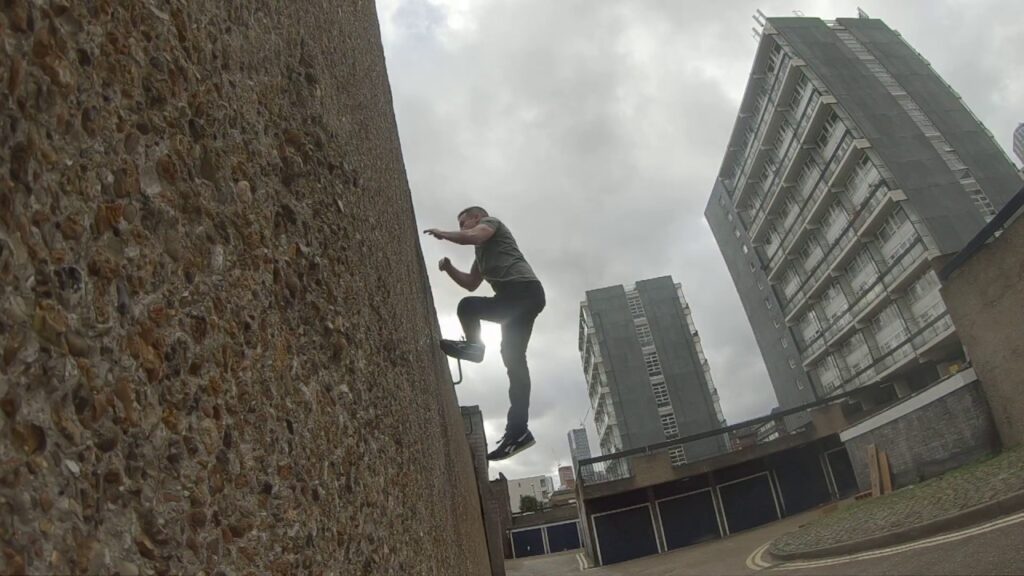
[768,489,1024,561]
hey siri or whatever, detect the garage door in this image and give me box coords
[826,448,860,498]
[657,489,722,550]
[773,448,832,515]
[545,521,581,553]
[510,527,544,559]
[592,504,659,565]
[717,473,780,534]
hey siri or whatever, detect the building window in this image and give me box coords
[627,291,645,319]
[660,413,680,439]
[652,382,671,407]
[841,333,872,373]
[645,352,663,377]
[908,271,940,303]
[669,446,687,467]
[823,282,848,321]
[635,323,654,347]
[846,249,878,295]
[872,303,909,353]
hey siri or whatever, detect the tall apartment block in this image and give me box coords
[578,276,727,466]
[1014,123,1024,165]
[567,428,592,467]
[704,16,1022,422]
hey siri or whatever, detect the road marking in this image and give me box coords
[772,510,1024,570]
[576,551,586,571]
[745,542,773,571]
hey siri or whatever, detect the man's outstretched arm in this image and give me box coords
[440,258,483,291]
[423,223,496,246]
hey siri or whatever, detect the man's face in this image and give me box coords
[458,212,481,230]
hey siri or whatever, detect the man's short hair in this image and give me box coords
[458,206,489,219]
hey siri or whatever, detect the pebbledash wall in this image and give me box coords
[941,207,1024,449]
[0,1,490,574]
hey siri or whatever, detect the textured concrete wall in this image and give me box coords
[844,382,998,490]
[942,214,1024,448]
[489,476,514,559]
[0,1,489,574]
[462,405,506,575]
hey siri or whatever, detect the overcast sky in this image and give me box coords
[375,0,1024,484]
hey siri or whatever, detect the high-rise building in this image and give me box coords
[705,16,1021,422]
[558,465,575,490]
[567,427,592,466]
[567,427,594,483]
[1014,123,1024,165]
[578,276,728,467]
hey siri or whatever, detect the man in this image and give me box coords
[424,207,545,461]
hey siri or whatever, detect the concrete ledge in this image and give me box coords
[769,489,1024,561]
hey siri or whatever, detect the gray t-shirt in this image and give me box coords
[475,217,539,287]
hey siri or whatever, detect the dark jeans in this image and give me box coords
[457,280,545,436]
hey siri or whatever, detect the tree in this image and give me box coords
[519,495,541,513]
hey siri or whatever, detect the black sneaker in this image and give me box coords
[487,429,535,461]
[440,339,485,363]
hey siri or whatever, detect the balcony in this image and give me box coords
[914,314,957,360]
[778,94,837,185]
[857,189,908,238]
[827,139,871,189]
[802,334,830,366]
[884,242,931,294]
[824,312,858,350]
[851,286,891,329]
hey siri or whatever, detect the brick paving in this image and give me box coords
[771,446,1024,555]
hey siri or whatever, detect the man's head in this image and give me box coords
[458,206,488,230]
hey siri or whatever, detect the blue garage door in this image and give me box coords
[593,505,659,565]
[826,448,860,498]
[545,521,581,553]
[657,490,722,550]
[774,448,832,515]
[511,528,544,558]
[718,473,780,534]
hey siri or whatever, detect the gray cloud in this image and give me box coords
[377,0,1024,481]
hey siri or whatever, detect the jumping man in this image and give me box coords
[424,207,545,460]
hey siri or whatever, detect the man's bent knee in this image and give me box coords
[457,297,480,319]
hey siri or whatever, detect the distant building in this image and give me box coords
[1014,123,1024,165]
[579,276,728,467]
[756,418,786,444]
[507,475,553,514]
[705,16,1021,427]
[548,488,576,508]
[567,428,591,466]
[729,423,761,451]
[567,427,593,482]
[558,465,575,490]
